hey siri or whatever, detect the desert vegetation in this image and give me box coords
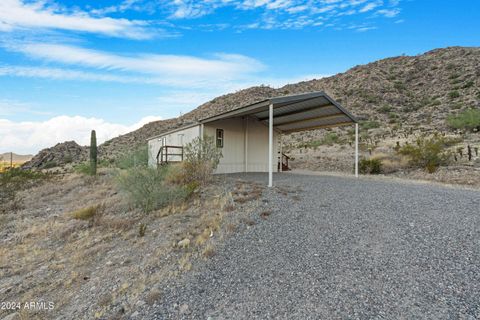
[0,136,272,320]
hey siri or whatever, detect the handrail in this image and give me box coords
[278,152,290,171]
[156,145,184,166]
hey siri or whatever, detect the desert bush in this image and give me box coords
[361,121,381,130]
[446,108,480,132]
[115,145,149,169]
[0,168,48,207]
[73,162,93,175]
[181,136,222,186]
[42,161,58,169]
[359,158,382,174]
[397,136,451,173]
[116,166,191,214]
[448,91,460,99]
[70,205,98,220]
[301,133,340,148]
[378,105,392,113]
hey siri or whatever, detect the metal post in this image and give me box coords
[268,103,273,187]
[279,133,283,172]
[244,117,248,172]
[355,123,359,178]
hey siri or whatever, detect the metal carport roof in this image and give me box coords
[200,91,357,133]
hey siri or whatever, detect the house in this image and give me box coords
[147,91,359,187]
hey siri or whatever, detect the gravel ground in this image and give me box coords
[148,173,480,320]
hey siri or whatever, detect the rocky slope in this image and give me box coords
[25,46,480,167]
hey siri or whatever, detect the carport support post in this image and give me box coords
[268,103,273,187]
[355,123,359,178]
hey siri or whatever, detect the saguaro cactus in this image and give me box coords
[90,130,97,175]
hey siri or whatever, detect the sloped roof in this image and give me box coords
[200,91,357,133]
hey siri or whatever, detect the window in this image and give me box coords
[216,129,224,148]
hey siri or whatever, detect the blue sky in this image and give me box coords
[0,0,479,154]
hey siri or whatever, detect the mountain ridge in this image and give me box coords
[25,46,480,168]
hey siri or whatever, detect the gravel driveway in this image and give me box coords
[149,173,480,319]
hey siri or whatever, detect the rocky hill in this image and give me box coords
[25,46,480,167]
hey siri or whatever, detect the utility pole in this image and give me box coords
[10,152,13,168]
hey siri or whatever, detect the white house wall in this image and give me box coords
[204,118,245,174]
[204,117,278,174]
[245,117,278,172]
[147,124,200,167]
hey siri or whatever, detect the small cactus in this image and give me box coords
[90,130,97,175]
[475,147,479,157]
[467,145,472,161]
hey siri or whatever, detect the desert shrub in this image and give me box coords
[70,205,98,220]
[0,168,48,211]
[361,121,381,130]
[181,136,223,186]
[42,161,57,169]
[116,166,190,214]
[301,133,340,148]
[116,145,148,169]
[74,162,94,175]
[397,136,451,173]
[463,80,474,89]
[446,108,480,132]
[378,105,392,113]
[321,133,339,146]
[448,91,460,99]
[359,158,382,174]
[393,81,406,91]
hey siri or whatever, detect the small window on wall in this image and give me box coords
[216,129,224,148]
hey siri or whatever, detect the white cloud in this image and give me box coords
[4,42,265,87]
[161,0,402,31]
[359,1,383,13]
[376,8,400,17]
[0,0,152,39]
[0,65,147,84]
[0,115,163,154]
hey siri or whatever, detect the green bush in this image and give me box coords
[74,162,94,175]
[378,105,392,113]
[361,121,381,130]
[359,158,382,174]
[181,136,223,185]
[446,108,480,132]
[42,161,58,169]
[116,166,191,214]
[397,136,451,173]
[115,145,149,169]
[301,133,341,148]
[463,81,474,89]
[448,91,460,99]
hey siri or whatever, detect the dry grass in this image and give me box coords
[371,152,410,173]
[232,181,264,203]
[225,223,237,233]
[202,244,215,258]
[70,205,100,220]
[242,218,256,226]
[145,289,161,306]
[0,169,271,319]
[260,210,272,220]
